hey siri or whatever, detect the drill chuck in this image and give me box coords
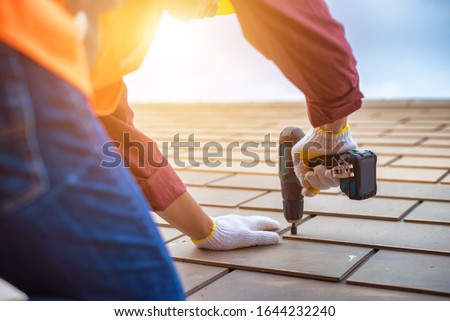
[279,127,305,234]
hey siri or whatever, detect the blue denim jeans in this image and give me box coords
[0,42,184,300]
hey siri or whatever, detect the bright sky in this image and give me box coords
[124,0,450,103]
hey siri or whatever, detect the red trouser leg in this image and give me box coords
[98,85,186,211]
[231,0,364,127]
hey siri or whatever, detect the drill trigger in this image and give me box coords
[330,163,354,178]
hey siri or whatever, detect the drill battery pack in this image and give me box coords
[309,150,377,200]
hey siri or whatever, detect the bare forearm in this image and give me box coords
[157,192,213,240]
[65,0,127,68]
[65,0,126,15]
[164,0,219,20]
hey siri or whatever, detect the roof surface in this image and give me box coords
[144,100,450,301]
[1,100,449,300]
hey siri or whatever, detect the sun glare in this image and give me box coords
[125,12,302,103]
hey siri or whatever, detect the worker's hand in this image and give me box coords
[291,125,358,197]
[165,0,220,20]
[192,215,280,250]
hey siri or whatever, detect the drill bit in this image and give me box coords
[291,223,297,235]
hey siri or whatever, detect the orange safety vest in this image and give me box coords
[218,0,235,15]
[0,0,92,99]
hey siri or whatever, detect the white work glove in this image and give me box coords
[292,125,358,197]
[192,215,280,250]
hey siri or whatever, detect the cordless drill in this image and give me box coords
[278,127,377,235]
